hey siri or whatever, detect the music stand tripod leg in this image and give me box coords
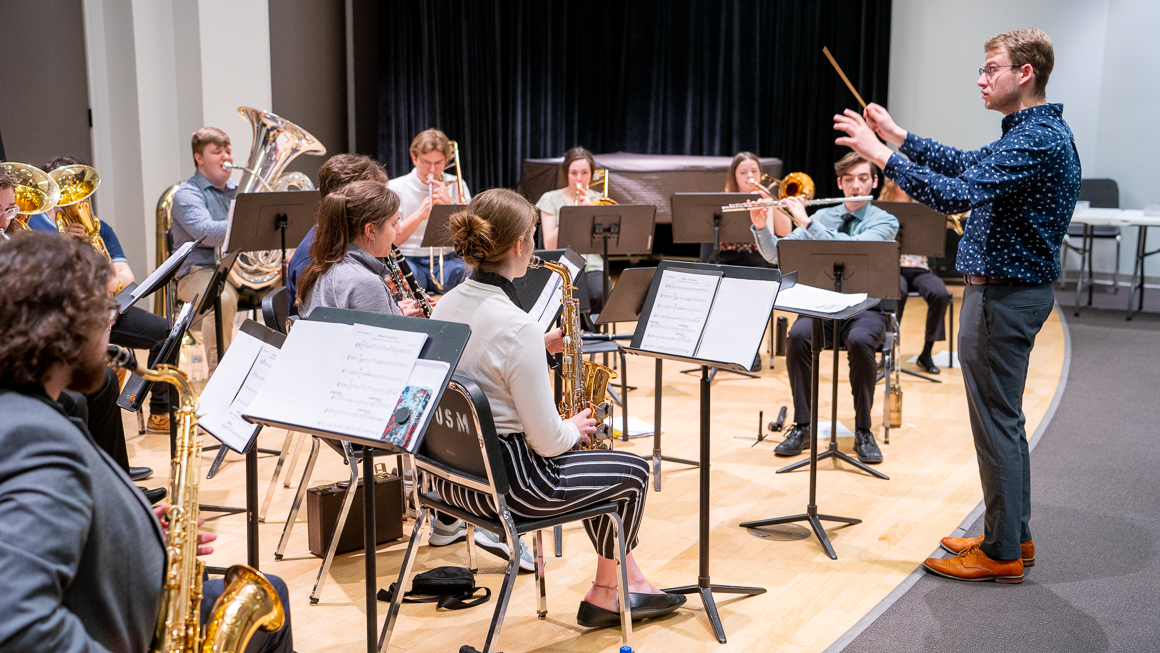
[651,359,698,492]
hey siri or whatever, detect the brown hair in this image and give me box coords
[725,152,762,192]
[318,153,389,196]
[835,152,877,179]
[0,165,15,192]
[409,128,453,160]
[191,127,231,166]
[0,231,112,388]
[985,28,1054,98]
[878,178,912,203]
[297,180,401,305]
[42,156,84,172]
[557,147,597,188]
[449,189,537,273]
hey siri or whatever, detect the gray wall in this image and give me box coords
[0,0,93,169]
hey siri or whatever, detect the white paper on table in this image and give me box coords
[696,277,779,367]
[774,283,867,314]
[315,323,428,439]
[379,359,451,452]
[197,331,264,423]
[208,343,281,452]
[243,320,353,431]
[639,269,721,357]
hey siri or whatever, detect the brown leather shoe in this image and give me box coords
[940,535,1035,566]
[923,544,1023,583]
[147,414,170,433]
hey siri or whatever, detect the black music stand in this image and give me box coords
[557,204,656,313]
[875,200,955,375]
[243,308,469,653]
[511,247,586,325]
[770,240,900,480]
[671,193,766,381]
[227,190,320,282]
[419,204,466,289]
[622,261,780,643]
[115,236,203,314]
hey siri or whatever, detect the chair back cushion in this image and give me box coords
[262,287,290,334]
[417,375,510,495]
[1079,179,1119,209]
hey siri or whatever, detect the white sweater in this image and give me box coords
[388,168,472,257]
[431,279,579,457]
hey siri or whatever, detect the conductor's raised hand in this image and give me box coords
[834,109,893,169]
[863,103,907,146]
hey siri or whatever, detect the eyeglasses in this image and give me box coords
[979,65,1020,81]
[1,206,17,220]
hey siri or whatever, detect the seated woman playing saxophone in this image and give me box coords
[430,188,685,628]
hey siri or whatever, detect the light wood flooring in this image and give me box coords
[122,285,1066,652]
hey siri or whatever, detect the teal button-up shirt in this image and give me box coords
[750,201,899,266]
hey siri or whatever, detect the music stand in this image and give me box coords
[622,261,780,643]
[557,204,656,312]
[226,190,320,282]
[671,193,766,381]
[115,236,204,314]
[511,247,586,326]
[874,200,955,376]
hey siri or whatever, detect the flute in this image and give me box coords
[721,195,874,213]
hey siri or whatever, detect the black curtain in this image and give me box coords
[377,0,891,197]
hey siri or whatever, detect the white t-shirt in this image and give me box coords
[430,279,579,457]
[534,188,605,273]
[388,168,472,257]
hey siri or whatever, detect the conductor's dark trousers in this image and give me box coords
[958,282,1054,561]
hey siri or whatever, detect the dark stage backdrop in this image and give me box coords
[376,0,891,198]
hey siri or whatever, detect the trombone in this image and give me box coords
[427,139,467,291]
[574,168,618,206]
[1,162,59,239]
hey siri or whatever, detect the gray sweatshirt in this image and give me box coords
[299,244,401,318]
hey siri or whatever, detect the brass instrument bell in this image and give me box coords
[756,172,816,201]
[1,162,60,232]
[49,165,109,259]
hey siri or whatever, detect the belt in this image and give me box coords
[963,275,1025,286]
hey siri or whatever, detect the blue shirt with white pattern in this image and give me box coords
[170,171,238,277]
[751,201,899,266]
[883,103,1081,284]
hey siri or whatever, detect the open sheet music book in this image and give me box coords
[242,320,447,452]
[529,255,584,331]
[198,329,282,453]
[638,267,780,368]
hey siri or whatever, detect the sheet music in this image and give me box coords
[132,240,198,300]
[243,320,353,430]
[639,269,721,357]
[197,331,264,421]
[531,256,583,331]
[775,283,867,314]
[213,343,281,451]
[696,277,779,367]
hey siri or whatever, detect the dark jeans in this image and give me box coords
[405,253,467,294]
[700,242,775,268]
[787,311,885,430]
[110,306,170,415]
[959,283,1053,560]
[897,267,949,342]
[201,572,293,653]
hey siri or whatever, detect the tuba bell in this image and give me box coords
[49,164,109,259]
[1,162,59,239]
[225,107,326,291]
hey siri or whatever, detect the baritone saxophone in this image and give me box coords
[107,345,284,653]
[528,257,617,450]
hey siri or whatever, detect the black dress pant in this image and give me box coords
[110,306,170,415]
[81,367,131,474]
[897,267,949,342]
[959,283,1053,561]
[201,572,293,653]
[786,311,885,430]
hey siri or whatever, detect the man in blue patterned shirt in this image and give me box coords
[835,28,1081,583]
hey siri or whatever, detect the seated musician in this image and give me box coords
[432,188,686,627]
[287,153,391,315]
[700,151,778,269]
[750,152,899,464]
[0,232,293,653]
[388,128,471,294]
[170,126,240,372]
[880,178,950,374]
[534,146,607,313]
[0,168,15,235]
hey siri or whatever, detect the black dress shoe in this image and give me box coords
[854,429,883,464]
[774,423,810,457]
[576,592,687,628]
[141,486,168,505]
[916,353,941,374]
[129,466,154,481]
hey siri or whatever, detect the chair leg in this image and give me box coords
[1114,235,1122,294]
[378,508,428,653]
[260,431,297,522]
[283,431,307,487]
[136,406,146,435]
[479,513,523,653]
[534,530,548,618]
[553,524,563,557]
[275,436,320,560]
[611,513,634,648]
[466,522,478,572]
[310,443,361,604]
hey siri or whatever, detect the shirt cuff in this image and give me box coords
[883,151,908,180]
[899,132,922,159]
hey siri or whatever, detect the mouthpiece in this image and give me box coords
[528,256,544,268]
[106,344,138,372]
[426,173,435,182]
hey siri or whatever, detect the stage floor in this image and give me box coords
[123,285,1066,652]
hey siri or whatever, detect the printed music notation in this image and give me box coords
[639,269,721,357]
[198,331,281,452]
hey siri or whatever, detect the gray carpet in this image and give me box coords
[837,307,1160,653]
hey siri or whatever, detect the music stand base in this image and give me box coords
[662,583,766,644]
[740,510,862,560]
[679,366,758,381]
[200,504,246,515]
[900,368,942,384]
[775,446,890,480]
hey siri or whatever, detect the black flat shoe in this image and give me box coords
[576,592,687,627]
[576,600,621,628]
[141,487,168,505]
[129,466,153,481]
[916,354,941,374]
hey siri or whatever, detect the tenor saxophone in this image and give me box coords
[107,346,284,653]
[529,257,617,450]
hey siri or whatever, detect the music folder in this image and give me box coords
[116,298,197,413]
[196,320,286,453]
[115,236,204,314]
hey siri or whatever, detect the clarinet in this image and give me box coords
[391,244,434,317]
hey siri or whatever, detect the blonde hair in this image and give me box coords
[409,128,454,161]
[985,28,1054,97]
[449,189,537,273]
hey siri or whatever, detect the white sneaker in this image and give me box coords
[473,529,535,573]
[428,518,466,546]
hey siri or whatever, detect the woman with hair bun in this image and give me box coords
[431,188,685,628]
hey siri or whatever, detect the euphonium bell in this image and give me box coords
[1,162,59,233]
[49,165,109,259]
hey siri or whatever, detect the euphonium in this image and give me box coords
[50,164,110,259]
[1,162,59,238]
[529,256,617,450]
[106,346,284,653]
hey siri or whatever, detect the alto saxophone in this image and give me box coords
[529,257,617,450]
[107,346,284,653]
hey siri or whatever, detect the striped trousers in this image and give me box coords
[434,433,650,559]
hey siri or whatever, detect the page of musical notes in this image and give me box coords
[639,269,721,357]
[532,256,583,331]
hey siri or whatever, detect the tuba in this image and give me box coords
[50,164,109,259]
[107,345,284,653]
[1,162,59,239]
[225,107,326,290]
[529,256,617,450]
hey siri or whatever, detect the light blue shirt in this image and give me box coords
[751,201,899,265]
[170,171,238,277]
